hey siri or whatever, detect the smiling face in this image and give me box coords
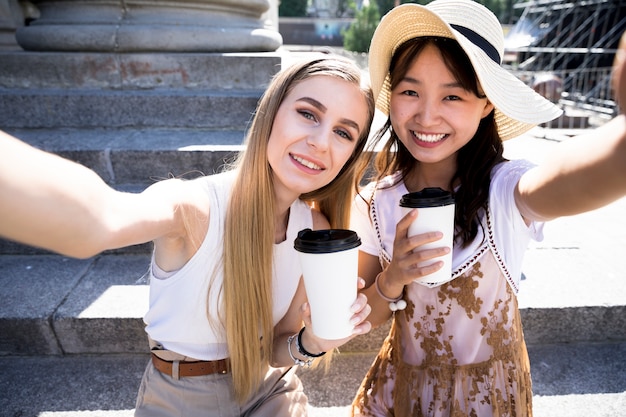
[389,42,493,172]
[267,75,369,202]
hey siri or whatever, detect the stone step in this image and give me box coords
[0,342,625,416]
[0,52,283,130]
[0,89,262,129]
[2,128,244,186]
[0,52,282,91]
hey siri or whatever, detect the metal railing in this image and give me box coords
[504,0,625,128]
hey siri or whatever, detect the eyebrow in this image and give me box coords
[297,96,361,133]
[402,76,463,89]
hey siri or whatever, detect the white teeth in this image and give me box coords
[413,132,446,143]
[292,155,322,170]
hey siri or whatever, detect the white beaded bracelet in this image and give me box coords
[375,273,407,311]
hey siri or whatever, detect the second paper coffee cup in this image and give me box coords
[400,187,455,286]
[294,229,361,340]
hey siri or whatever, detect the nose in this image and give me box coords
[306,129,330,152]
[414,99,440,126]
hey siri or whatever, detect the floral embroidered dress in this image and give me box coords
[350,160,543,417]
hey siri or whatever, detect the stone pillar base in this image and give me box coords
[16,0,282,52]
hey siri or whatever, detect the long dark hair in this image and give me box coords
[359,37,506,247]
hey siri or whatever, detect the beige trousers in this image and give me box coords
[134,357,308,417]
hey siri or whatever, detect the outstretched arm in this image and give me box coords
[515,32,626,222]
[0,131,195,259]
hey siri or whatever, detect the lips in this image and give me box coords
[291,154,323,171]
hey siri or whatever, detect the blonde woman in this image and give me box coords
[0,56,374,416]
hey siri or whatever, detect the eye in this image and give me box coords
[401,90,418,97]
[298,109,317,122]
[334,128,354,141]
[444,95,461,101]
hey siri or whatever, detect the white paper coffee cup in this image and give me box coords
[400,188,455,287]
[294,229,361,340]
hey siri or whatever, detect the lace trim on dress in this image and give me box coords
[484,208,518,294]
[369,188,392,267]
[450,240,489,280]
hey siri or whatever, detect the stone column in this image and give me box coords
[15,0,282,52]
[0,0,23,50]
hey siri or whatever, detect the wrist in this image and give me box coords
[287,327,326,368]
[297,327,326,358]
[375,272,407,312]
[375,272,403,301]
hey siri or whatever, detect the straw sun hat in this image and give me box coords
[369,0,563,140]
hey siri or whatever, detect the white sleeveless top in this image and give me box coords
[143,171,313,360]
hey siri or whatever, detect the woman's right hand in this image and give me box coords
[383,209,451,292]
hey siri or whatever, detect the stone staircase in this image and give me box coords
[0,51,284,188]
[1,50,626,416]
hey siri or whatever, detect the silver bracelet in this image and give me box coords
[287,333,312,367]
[375,272,407,311]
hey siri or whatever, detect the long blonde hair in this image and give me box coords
[222,55,374,404]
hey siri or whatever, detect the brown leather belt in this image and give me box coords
[151,353,230,377]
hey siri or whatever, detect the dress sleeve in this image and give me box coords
[490,159,545,291]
